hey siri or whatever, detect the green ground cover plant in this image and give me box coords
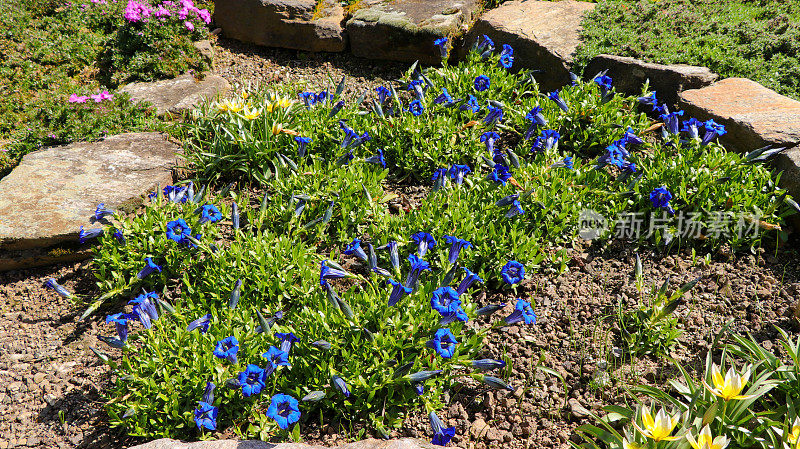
[576,0,800,100]
[77,36,800,444]
[0,0,210,174]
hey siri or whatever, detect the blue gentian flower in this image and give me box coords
[332,375,351,398]
[378,241,400,272]
[476,303,506,316]
[460,94,481,113]
[501,260,525,285]
[701,119,727,145]
[238,364,265,397]
[213,336,239,364]
[165,218,191,244]
[198,204,222,224]
[294,136,311,157]
[414,383,425,395]
[547,90,569,112]
[228,279,243,309]
[433,88,454,106]
[594,74,613,99]
[443,236,471,264]
[499,53,513,69]
[681,118,702,139]
[447,164,471,186]
[660,110,685,135]
[622,128,644,146]
[411,232,436,258]
[387,278,413,307]
[476,34,494,52]
[429,411,456,446]
[319,260,349,286]
[202,381,215,405]
[315,91,328,104]
[136,257,162,279]
[113,230,125,244]
[524,107,547,139]
[78,226,103,244]
[275,332,300,354]
[267,393,301,430]
[472,359,506,371]
[231,202,239,230]
[430,286,461,316]
[336,151,354,166]
[194,401,218,431]
[339,120,359,148]
[299,91,316,108]
[44,278,72,298]
[551,156,573,170]
[408,370,442,383]
[344,238,369,263]
[405,254,431,289]
[365,149,386,168]
[482,375,514,391]
[329,99,345,117]
[432,167,448,188]
[408,100,424,116]
[129,291,159,327]
[434,37,448,58]
[496,193,520,207]
[649,186,675,215]
[488,164,512,185]
[375,86,391,104]
[456,268,483,295]
[429,328,458,359]
[187,313,212,333]
[407,79,425,100]
[480,131,500,155]
[505,298,536,325]
[637,91,657,109]
[505,200,525,218]
[483,105,503,126]
[93,203,113,221]
[262,345,291,376]
[105,312,133,341]
[597,142,629,168]
[474,75,490,92]
[542,129,560,150]
[501,43,514,56]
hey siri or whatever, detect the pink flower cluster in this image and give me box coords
[69,91,114,103]
[123,0,210,27]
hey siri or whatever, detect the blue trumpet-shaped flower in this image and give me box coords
[456,268,483,295]
[267,393,300,430]
[476,34,494,52]
[375,86,391,104]
[344,238,369,263]
[501,260,525,285]
[505,298,536,325]
[315,91,328,104]
[411,232,436,258]
[213,336,239,364]
[660,110,685,135]
[407,79,425,100]
[474,75,490,92]
[597,142,630,169]
[228,279,243,309]
[294,136,311,157]
[430,411,456,446]
[79,226,103,244]
[701,119,727,145]
[443,236,471,264]
[262,345,291,376]
[198,204,222,224]
[113,230,125,244]
[405,254,431,289]
[129,291,159,328]
[433,88,454,106]
[524,106,547,139]
[531,129,560,153]
[408,100,424,116]
[594,75,613,98]
[649,186,675,215]
[472,359,506,371]
[430,286,461,316]
[408,370,442,382]
[622,128,644,146]
[476,303,506,316]
[429,328,458,359]
[505,200,525,218]
[499,53,513,69]
[460,94,481,113]
[434,37,448,58]
[93,203,113,221]
[105,312,133,341]
[379,241,400,271]
[332,375,351,398]
[329,100,345,117]
[45,278,72,298]
[447,164,471,186]
[432,167,449,189]
[551,156,573,170]
[681,118,702,139]
[299,91,316,108]
[202,381,215,405]
[136,257,162,279]
[166,218,191,244]
[547,90,569,113]
[319,260,348,286]
[482,375,514,391]
[365,149,386,168]
[481,131,500,155]
[483,105,503,126]
[275,332,300,354]
[238,364,265,397]
[489,164,512,185]
[387,279,413,307]
[187,313,212,333]
[194,401,218,431]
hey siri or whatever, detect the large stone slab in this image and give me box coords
[0,133,180,267]
[129,438,446,449]
[121,74,230,116]
[347,0,481,65]
[775,146,800,201]
[214,0,347,53]
[585,54,718,104]
[465,0,594,92]
[678,78,800,152]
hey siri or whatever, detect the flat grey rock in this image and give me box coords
[775,146,800,203]
[214,0,347,53]
[121,74,230,116]
[679,78,800,152]
[585,54,718,104]
[347,0,481,65]
[129,438,445,449]
[0,133,180,267]
[465,0,594,91]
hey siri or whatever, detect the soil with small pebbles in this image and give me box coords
[2,39,800,449]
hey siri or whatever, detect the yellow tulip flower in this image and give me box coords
[686,425,729,449]
[241,105,261,120]
[216,100,230,112]
[702,364,754,401]
[276,96,292,109]
[622,438,642,449]
[227,100,244,113]
[241,91,249,99]
[786,417,800,449]
[271,122,283,135]
[633,405,681,442]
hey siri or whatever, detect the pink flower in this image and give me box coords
[179,0,193,9]
[195,8,210,24]
[91,93,103,102]
[154,5,171,17]
[123,0,152,23]
[69,94,88,103]
[177,7,189,19]
[99,90,114,101]
[184,20,194,31]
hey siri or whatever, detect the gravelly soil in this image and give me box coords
[2,39,800,449]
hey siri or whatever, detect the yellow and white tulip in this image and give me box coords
[633,405,681,442]
[702,363,753,401]
[686,425,729,449]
